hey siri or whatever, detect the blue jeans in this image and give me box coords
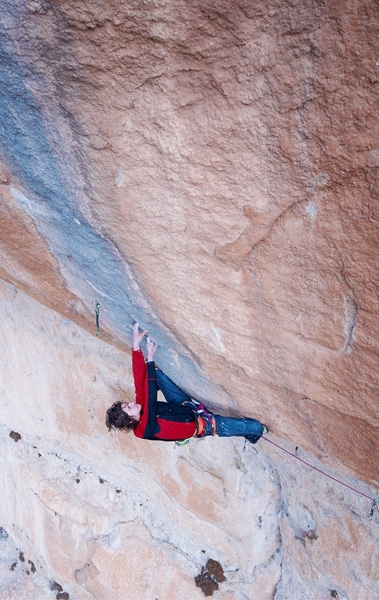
[214,414,263,443]
[156,369,264,443]
[156,369,192,404]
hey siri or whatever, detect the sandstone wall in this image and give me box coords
[1,0,379,598]
[1,280,378,599]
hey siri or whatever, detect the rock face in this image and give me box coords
[0,0,379,598]
[1,281,378,600]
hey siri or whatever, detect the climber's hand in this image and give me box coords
[133,322,148,350]
[146,336,157,361]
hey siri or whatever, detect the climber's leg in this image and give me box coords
[156,370,192,405]
[214,415,266,444]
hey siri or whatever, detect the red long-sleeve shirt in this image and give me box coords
[132,349,197,441]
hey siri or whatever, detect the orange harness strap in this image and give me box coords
[196,415,217,437]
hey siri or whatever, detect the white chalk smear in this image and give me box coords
[306,202,318,219]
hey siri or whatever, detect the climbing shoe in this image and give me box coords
[244,425,268,445]
[244,434,259,444]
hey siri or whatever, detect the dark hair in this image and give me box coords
[105,402,139,432]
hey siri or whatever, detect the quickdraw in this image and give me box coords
[94,301,100,336]
[368,497,379,520]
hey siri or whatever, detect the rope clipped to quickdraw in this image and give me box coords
[262,436,379,522]
[94,301,100,336]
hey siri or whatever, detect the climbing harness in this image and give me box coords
[94,301,100,336]
[173,401,217,441]
[195,405,217,437]
[262,436,379,521]
[183,400,216,437]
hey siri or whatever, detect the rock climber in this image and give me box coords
[106,323,268,444]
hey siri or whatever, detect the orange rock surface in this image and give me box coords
[0,0,378,598]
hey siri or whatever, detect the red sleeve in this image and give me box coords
[132,349,147,408]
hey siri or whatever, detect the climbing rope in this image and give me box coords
[262,436,379,520]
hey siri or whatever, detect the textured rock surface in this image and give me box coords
[1,0,379,598]
[1,281,378,600]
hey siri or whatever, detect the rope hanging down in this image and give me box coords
[262,436,379,520]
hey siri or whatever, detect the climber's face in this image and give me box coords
[121,402,141,421]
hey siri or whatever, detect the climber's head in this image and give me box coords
[105,401,141,432]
